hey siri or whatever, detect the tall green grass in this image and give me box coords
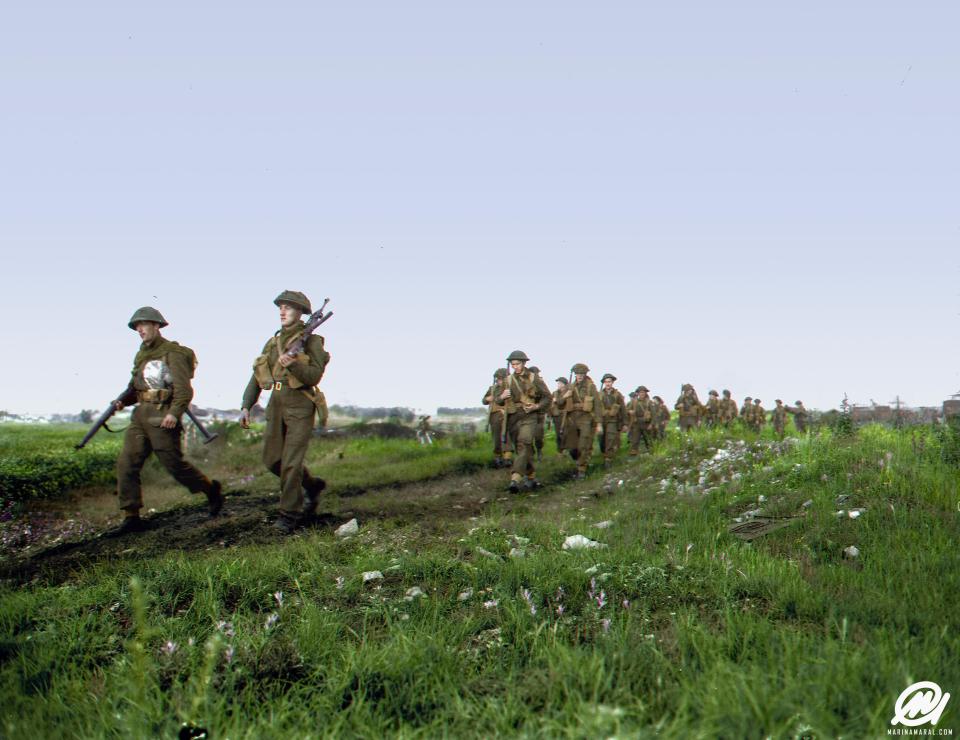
[2,423,958,736]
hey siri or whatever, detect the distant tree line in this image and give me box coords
[330,405,416,423]
[437,407,486,416]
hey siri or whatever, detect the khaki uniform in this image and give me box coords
[503,369,552,480]
[549,390,566,452]
[560,377,603,473]
[242,322,329,519]
[116,337,216,513]
[753,403,766,432]
[674,390,703,432]
[704,396,721,427]
[628,396,655,453]
[599,387,627,463]
[772,404,788,437]
[740,401,754,430]
[788,404,808,433]
[654,400,670,438]
[482,381,509,459]
[720,397,739,426]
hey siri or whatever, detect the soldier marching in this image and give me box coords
[240,291,330,534]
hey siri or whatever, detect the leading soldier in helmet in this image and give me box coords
[598,373,627,469]
[499,351,552,492]
[240,291,330,534]
[112,307,223,533]
[559,363,603,479]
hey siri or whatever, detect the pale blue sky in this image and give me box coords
[1,1,957,415]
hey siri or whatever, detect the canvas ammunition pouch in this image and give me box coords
[138,388,172,404]
[509,374,539,410]
[252,331,315,391]
[580,395,594,413]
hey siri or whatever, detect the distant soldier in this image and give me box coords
[482,368,510,467]
[788,400,809,433]
[241,291,330,534]
[740,396,754,430]
[550,377,568,454]
[113,307,223,533]
[771,400,788,438]
[598,373,628,469]
[653,395,670,438]
[752,398,766,433]
[704,390,722,427]
[417,415,433,445]
[499,350,551,492]
[674,384,703,432]
[628,385,655,454]
[559,363,603,479]
[528,366,546,461]
[720,389,738,428]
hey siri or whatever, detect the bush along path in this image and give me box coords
[1,424,959,737]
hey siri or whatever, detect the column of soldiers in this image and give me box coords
[109,290,331,536]
[481,361,811,490]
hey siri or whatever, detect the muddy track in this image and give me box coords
[0,465,562,586]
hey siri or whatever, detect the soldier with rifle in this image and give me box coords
[499,350,551,492]
[704,390,722,428]
[81,307,223,533]
[559,363,603,479]
[240,291,332,534]
[528,366,547,461]
[598,373,627,469]
[482,368,510,468]
[674,383,704,432]
[652,396,671,439]
[628,386,655,454]
[550,377,568,454]
[771,399,789,439]
[752,398,766,433]
[720,389,738,428]
[739,396,754,431]
[787,400,809,433]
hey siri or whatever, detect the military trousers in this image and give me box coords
[117,403,213,513]
[552,416,565,452]
[601,421,622,462]
[629,423,653,453]
[678,415,698,432]
[262,391,323,517]
[534,413,546,453]
[506,411,538,478]
[795,419,807,433]
[562,412,596,472]
[489,411,507,456]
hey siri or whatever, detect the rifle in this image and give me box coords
[558,371,574,439]
[75,391,128,450]
[283,298,333,357]
[500,362,509,450]
[76,396,218,449]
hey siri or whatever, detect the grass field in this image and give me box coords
[1,421,958,737]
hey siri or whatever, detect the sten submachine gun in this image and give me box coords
[283,297,333,357]
[75,396,219,450]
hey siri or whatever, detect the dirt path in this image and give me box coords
[0,465,555,585]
